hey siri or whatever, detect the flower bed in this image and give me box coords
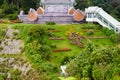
[53,48,71,52]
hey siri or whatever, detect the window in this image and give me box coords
[116,28,118,32]
[93,13,96,18]
[109,24,115,29]
[88,13,92,18]
[98,14,102,21]
[103,19,108,25]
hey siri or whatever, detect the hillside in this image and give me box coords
[0,23,120,80]
[0,0,120,80]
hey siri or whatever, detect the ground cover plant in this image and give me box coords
[0,24,7,41]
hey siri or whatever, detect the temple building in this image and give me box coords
[18,0,85,24]
[18,1,120,33]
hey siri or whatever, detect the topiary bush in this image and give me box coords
[48,32,55,37]
[50,44,57,48]
[87,29,94,35]
[46,21,56,25]
[48,27,56,30]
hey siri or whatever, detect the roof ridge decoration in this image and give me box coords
[68,7,75,15]
[37,7,44,15]
[28,8,38,22]
[73,9,85,21]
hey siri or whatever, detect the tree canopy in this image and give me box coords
[0,0,120,21]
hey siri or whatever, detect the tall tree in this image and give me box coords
[20,0,39,13]
[75,0,91,10]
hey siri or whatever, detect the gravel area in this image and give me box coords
[0,26,23,54]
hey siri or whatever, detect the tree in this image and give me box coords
[75,0,91,10]
[20,0,39,13]
[66,44,120,80]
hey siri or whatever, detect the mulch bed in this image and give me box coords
[0,19,3,23]
[10,20,22,23]
[53,48,71,52]
[82,29,99,32]
[88,36,108,39]
[48,30,60,32]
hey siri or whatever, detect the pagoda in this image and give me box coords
[18,0,85,24]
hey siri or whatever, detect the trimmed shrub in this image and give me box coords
[51,44,57,48]
[48,32,54,37]
[48,27,56,30]
[87,29,94,35]
[46,21,56,25]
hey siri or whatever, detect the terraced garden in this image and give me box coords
[0,23,119,80]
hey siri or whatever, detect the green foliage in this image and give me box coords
[48,27,56,30]
[29,26,46,39]
[75,0,91,10]
[87,29,94,35]
[7,14,17,20]
[67,43,120,80]
[40,45,51,60]
[10,69,22,80]
[102,27,114,36]
[0,14,5,18]
[61,55,75,65]
[102,27,120,44]
[116,33,120,44]
[20,0,39,13]
[46,21,56,25]
[2,4,17,14]
[0,46,3,51]
[50,44,57,48]
[109,34,117,43]
[39,61,58,73]
[0,74,7,80]
[82,25,94,29]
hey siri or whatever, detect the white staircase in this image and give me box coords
[85,6,120,33]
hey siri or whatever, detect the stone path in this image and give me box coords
[0,26,23,54]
